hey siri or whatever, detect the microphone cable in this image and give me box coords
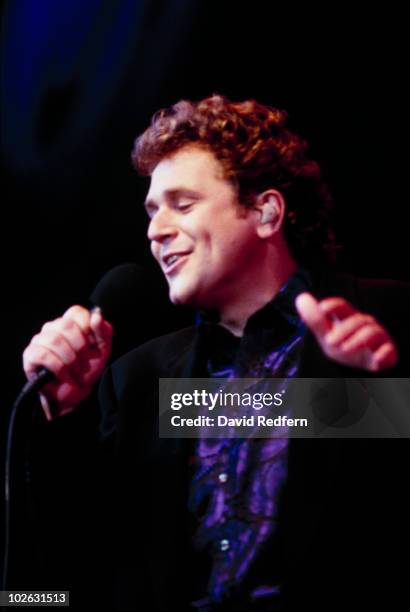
[2,374,46,593]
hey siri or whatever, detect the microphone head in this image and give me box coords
[89,262,188,358]
[90,262,147,322]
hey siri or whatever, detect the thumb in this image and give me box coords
[90,307,113,352]
[295,292,331,338]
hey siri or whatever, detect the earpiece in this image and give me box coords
[260,196,279,224]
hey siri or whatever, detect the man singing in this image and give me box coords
[23,95,408,611]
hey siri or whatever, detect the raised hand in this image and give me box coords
[295,293,398,372]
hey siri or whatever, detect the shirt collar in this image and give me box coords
[196,268,312,333]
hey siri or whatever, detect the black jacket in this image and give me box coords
[97,272,410,611]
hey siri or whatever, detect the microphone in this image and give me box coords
[23,262,146,397]
[90,261,146,323]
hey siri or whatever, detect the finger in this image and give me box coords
[90,308,113,352]
[32,330,78,365]
[325,314,375,347]
[62,305,94,342]
[23,343,78,384]
[318,297,356,321]
[32,330,91,381]
[340,325,389,354]
[41,317,89,353]
[40,379,92,418]
[41,318,95,377]
[38,394,53,421]
[295,292,331,337]
[26,340,84,383]
[370,342,398,371]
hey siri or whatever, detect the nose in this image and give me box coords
[147,207,178,243]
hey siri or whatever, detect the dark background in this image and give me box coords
[1,0,409,411]
[0,0,408,597]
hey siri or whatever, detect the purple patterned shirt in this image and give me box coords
[188,269,311,610]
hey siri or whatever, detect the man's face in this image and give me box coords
[144,145,262,311]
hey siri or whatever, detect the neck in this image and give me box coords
[219,246,297,337]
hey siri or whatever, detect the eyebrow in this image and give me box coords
[144,188,200,211]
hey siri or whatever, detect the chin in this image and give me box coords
[169,287,193,307]
[169,283,202,308]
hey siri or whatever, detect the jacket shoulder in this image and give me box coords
[107,325,196,395]
[315,270,410,315]
[98,326,197,442]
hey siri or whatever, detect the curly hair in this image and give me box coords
[132,94,336,263]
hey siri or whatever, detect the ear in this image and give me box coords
[254,190,286,238]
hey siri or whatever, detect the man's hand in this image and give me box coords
[23,306,113,420]
[295,292,398,372]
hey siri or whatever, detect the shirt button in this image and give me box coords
[219,539,230,552]
[218,472,228,483]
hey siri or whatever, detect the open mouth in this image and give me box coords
[163,252,190,274]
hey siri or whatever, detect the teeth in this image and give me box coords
[167,255,179,266]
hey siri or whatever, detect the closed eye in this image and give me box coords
[177,199,195,210]
[144,189,200,217]
[145,202,158,219]
[174,193,201,211]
